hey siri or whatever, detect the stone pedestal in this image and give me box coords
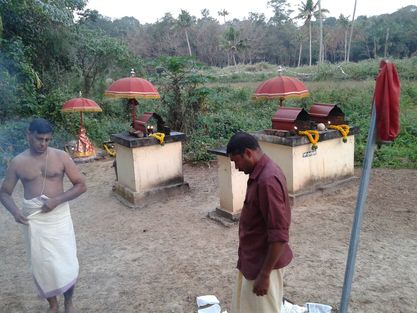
[208,127,359,220]
[208,149,248,220]
[253,127,358,196]
[111,131,188,207]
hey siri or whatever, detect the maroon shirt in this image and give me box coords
[237,154,293,280]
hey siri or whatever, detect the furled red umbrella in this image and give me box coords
[340,60,400,313]
[61,94,102,158]
[104,69,160,129]
[252,75,310,107]
[374,61,401,142]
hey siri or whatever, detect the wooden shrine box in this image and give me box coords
[309,103,346,125]
[272,107,311,133]
[134,112,170,135]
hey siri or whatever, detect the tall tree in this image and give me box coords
[318,0,323,64]
[72,26,141,96]
[337,14,350,62]
[194,17,223,66]
[347,0,357,62]
[177,10,194,56]
[221,26,248,66]
[218,9,229,24]
[200,9,211,20]
[267,0,293,25]
[296,0,318,66]
[296,30,307,66]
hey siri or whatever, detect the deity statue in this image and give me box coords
[73,127,95,158]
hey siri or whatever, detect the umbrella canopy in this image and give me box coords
[104,70,160,130]
[104,77,160,99]
[61,97,102,113]
[252,75,310,106]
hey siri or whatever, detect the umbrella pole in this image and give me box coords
[80,111,84,129]
[129,99,137,128]
[340,102,377,313]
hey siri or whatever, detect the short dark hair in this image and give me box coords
[226,132,260,155]
[28,118,53,134]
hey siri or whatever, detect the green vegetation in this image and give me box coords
[1,58,417,176]
[1,1,416,176]
[180,73,417,169]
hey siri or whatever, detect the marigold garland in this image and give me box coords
[149,132,166,145]
[298,130,320,150]
[103,143,116,157]
[329,124,350,143]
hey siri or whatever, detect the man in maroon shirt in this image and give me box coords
[227,132,293,313]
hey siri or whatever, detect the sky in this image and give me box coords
[85,0,416,24]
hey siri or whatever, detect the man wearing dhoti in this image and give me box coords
[0,118,87,313]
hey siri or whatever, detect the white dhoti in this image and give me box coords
[232,269,284,313]
[22,196,79,299]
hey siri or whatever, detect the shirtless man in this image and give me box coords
[0,118,87,313]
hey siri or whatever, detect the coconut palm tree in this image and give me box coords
[177,9,194,56]
[220,26,248,66]
[337,14,350,62]
[218,9,229,24]
[296,0,328,66]
[347,0,357,62]
[296,0,317,66]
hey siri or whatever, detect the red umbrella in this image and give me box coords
[104,69,160,128]
[61,96,102,127]
[61,95,102,158]
[252,75,310,107]
[374,60,401,142]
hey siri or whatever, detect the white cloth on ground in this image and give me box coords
[22,196,79,298]
[305,303,332,313]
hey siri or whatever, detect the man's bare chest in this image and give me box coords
[18,159,64,183]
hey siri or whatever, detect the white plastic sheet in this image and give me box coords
[197,303,221,313]
[196,295,220,307]
[282,299,307,313]
[305,303,332,313]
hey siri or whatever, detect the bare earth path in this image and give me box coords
[1,159,416,313]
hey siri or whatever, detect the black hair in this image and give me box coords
[28,118,53,134]
[226,132,260,155]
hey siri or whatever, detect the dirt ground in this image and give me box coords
[1,159,416,313]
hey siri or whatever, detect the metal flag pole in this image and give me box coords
[339,102,377,313]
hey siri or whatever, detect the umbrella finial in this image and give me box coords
[79,91,82,98]
[130,69,136,77]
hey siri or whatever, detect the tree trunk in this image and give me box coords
[318,0,323,65]
[232,52,237,66]
[344,30,348,62]
[298,42,302,67]
[185,29,192,56]
[309,20,312,66]
[365,42,371,59]
[347,0,357,62]
[384,27,390,58]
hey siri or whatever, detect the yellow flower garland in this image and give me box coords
[329,124,350,143]
[298,130,320,150]
[103,143,116,157]
[149,132,166,145]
